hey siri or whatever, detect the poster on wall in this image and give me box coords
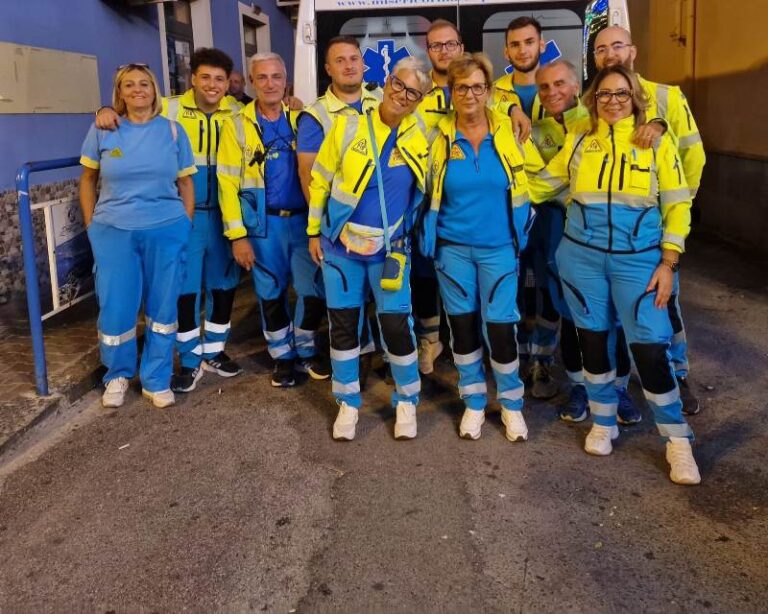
[33,197,94,319]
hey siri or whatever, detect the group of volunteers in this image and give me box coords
[79,16,706,485]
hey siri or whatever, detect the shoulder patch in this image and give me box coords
[584,139,603,153]
[352,138,368,156]
[109,148,123,158]
[449,143,466,160]
[389,148,407,167]
[182,108,197,119]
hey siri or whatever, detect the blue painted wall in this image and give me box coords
[0,0,297,192]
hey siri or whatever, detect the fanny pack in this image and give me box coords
[365,109,406,292]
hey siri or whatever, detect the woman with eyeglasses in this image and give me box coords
[79,64,196,409]
[528,65,700,485]
[307,57,431,441]
[420,52,544,442]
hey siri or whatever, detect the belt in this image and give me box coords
[267,207,307,217]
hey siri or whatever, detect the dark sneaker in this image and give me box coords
[677,376,700,415]
[296,355,331,380]
[271,359,296,388]
[559,384,589,422]
[171,366,204,393]
[202,352,243,378]
[531,361,559,399]
[359,353,373,391]
[617,387,643,425]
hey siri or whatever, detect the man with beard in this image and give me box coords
[592,25,706,415]
[492,17,560,400]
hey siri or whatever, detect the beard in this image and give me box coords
[512,53,541,74]
[433,65,448,76]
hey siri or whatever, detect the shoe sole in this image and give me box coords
[295,365,331,381]
[141,391,175,409]
[394,427,417,440]
[102,399,124,408]
[585,446,612,456]
[682,405,701,416]
[459,430,481,440]
[201,362,242,378]
[670,474,701,485]
[617,416,643,425]
[559,412,589,423]
[172,370,204,393]
[505,432,528,442]
[333,429,355,441]
[271,379,296,387]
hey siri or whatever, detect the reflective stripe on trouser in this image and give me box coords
[667,273,689,377]
[323,249,418,408]
[556,239,692,440]
[250,214,325,360]
[435,243,522,411]
[176,209,240,368]
[411,250,441,343]
[88,218,190,392]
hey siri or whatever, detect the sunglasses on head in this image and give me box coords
[117,63,150,71]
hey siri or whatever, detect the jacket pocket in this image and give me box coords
[239,189,266,239]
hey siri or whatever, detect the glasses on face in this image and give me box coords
[454,83,488,98]
[595,89,633,104]
[389,74,423,102]
[594,42,633,57]
[427,40,461,52]
[118,62,150,71]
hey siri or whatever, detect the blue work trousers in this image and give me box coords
[88,217,191,392]
[323,249,419,409]
[556,239,692,440]
[435,243,524,412]
[176,208,241,368]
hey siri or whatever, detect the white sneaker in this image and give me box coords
[333,402,358,441]
[584,423,619,456]
[102,377,129,408]
[501,408,528,442]
[418,339,443,375]
[142,388,175,409]
[666,437,701,485]
[394,401,417,440]
[459,408,485,440]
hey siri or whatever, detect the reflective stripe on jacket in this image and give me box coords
[308,106,428,241]
[529,115,692,254]
[162,90,241,208]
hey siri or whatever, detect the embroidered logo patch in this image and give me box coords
[182,109,197,119]
[585,139,603,153]
[352,138,368,155]
[109,148,123,158]
[388,148,407,167]
[449,144,465,160]
[540,135,557,150]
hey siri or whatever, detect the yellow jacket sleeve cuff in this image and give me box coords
[80,156,99,169]
[661,242,683,254]
[177,166,197,178]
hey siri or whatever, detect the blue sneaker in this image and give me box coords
[617,387,642,425]
[559,385,589,422]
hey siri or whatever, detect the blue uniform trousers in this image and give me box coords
[250,213,325,361]
[668,273,689,377]
[323,249,419,409]
[176,208,241,368]
[88,217,190,392]
[556,238,693,440]
[411,249,441,343]
[435,243,524,412]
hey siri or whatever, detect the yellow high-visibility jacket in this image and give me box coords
[528,115,692,254]
[162,90,241,208]
[299,84,382,137]
[492,73,544,120]
[308,106,429,241]
[639,75,705,197]
[420,107,545,258]
[217,101,300,240]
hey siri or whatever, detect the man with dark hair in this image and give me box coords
[228,69,253,105]
[96,47,244,393]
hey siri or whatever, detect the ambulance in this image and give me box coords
[293,0,630,101]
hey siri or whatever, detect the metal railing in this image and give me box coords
[16,157,81,396]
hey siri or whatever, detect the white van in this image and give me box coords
[293,0,630,102]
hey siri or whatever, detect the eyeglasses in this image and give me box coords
[595,89,633,103]
[453,83,488,98]
[427,40,461,52]
[389,74,423,102]
[117,63,150,71]
[594,42,633,57]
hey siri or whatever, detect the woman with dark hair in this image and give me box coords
[80,64,195,409]
[529,65,700,485]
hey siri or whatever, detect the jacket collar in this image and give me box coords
[180,88,239,114]
[596,115,636,138]
[323,84,380,113]
[436,106,510,142]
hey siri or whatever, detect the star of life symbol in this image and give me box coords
[363,39,411,87]
[504,40,563,75]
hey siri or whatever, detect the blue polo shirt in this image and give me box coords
[257,110,304,210]
[515,83,538,118]
[80,116,196,230]
[437,131,512,247]
[322,126,415,261]
[297,99,364,153]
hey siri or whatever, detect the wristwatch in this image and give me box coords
[662,258,680,273]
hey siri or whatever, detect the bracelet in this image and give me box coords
[661,258,679,272]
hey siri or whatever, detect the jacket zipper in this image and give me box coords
[597,153,609,189]
[619,153,626,190]
[353,160,373,193]
[205,114,213,207]
[632,207,654,237]
[607,127,617,251]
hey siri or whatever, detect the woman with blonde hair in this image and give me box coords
[79,63,196,409]
[528,65,700,484]
[420,52,544,442]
